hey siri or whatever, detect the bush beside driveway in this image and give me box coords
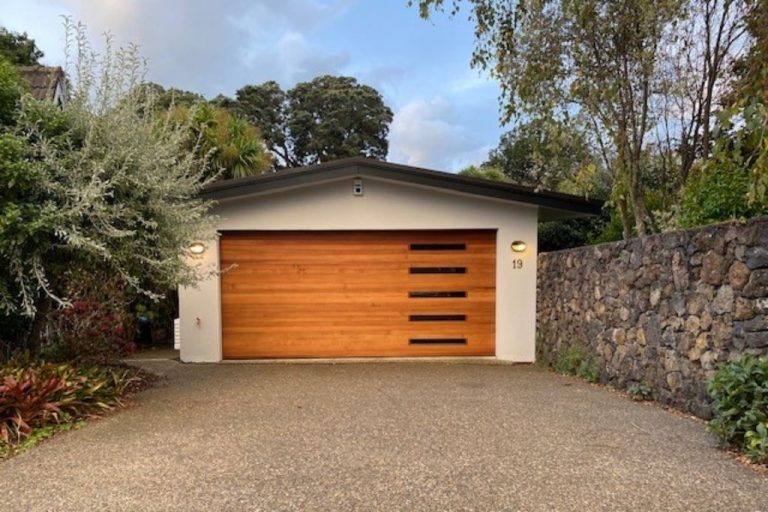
[1,362,766,511]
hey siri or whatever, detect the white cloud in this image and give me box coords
[389,97,482,171]
[449,70,495,94]
[242,30,350,86]
[3,0,355,97]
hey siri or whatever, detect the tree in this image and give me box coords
[169,102,272,179]
[416,0,685,237]
[216,81,289,167]
[223,76,393,168]
[725,0,768,104]
[483,118,600,193]
[458,164,508,182]
[145,83,205,110]
[0,27,43,65]
[0,56,27,126]
[679,99,768,226]
[0,22,215,353]
[143,83,272,179]
[655,0,748,185]
[414,0,756,238]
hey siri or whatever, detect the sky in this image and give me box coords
[0,0,506,171]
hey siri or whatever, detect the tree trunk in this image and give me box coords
[27,293,52,357]
[618,197,632,240]
[628,179,652,237]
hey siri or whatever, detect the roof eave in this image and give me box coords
[200,158,603,218]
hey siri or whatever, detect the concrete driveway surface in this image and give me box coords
[1,361,766,511]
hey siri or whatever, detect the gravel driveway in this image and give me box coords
[1,361,766,511]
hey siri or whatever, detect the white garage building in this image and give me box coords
[178,157,600,362]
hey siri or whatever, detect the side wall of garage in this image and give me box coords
[179,175,538,362]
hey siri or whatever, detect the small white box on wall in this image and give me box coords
[173,318,180,350]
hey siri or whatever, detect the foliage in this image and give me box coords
[44,271,136,365]
[484,118,600,192]
[627,382,654,401]
[588,210,626,245]
[0,56,27,127]
[553,344,600,383]
[458,164,508,182]
[0,361,136,446]
[0,420,78,458]
[539,217,612,252]
[678,100,768,227]
[725,0,768,105]
[168,102,272,179]
[414,0,750,238]
[0,27,43,66]
[707,355,768,464]
[144,82,205,110]
[0,131,59,316]
[0,20,215,351]
[223,75,393,168]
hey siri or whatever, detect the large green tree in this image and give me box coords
[482,118,600,193]
[0,27,43,66]
[168,101,273,179]
[144,83,272,179]
[221,76,393,168]
[415,0,750,238]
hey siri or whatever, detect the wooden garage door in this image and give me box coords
[220,230,496,358]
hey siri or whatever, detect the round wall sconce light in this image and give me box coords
[511,240,527,253]
[189,242,207,255]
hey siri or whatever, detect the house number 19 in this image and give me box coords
[512,259,523,269]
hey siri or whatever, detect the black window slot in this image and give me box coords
[409,338,467,345]
[409,243,466,251]
[409,291,467,298]
[409,314,466,322]
[409,267,466,274]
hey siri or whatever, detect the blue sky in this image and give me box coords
[0,0,506,171]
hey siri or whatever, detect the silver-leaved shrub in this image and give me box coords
[0,20,216,329]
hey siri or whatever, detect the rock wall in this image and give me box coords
[536,217,768,417]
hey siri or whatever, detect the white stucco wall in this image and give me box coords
[179,174,539,362]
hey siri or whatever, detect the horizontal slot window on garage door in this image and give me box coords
[409,338,467,345]
[409,243,466,251]
[409,314,467,322]
[409,291,467,298]
[409,267,466,274]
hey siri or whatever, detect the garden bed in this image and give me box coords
[1,361,157,460]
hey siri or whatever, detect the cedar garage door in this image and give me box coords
[220,230,496,358]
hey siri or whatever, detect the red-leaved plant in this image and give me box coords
[49,299,136,365]
[0,362,135,445]
[0,372,66,443]
[46,271,137,365]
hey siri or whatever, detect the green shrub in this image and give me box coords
[554,345,600,383]
[679,101,768,228]
[707,355,768,464]
[576,361,601,383]
[0,55,27,127]
[0,361,137,446]
[627,382,654,401]
[678,163,759,228]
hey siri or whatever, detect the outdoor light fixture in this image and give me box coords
[511,241,527,253]
[189,242,207,255]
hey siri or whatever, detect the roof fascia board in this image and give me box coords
[201,159,602,216]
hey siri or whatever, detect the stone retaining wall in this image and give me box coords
[536,217,768,417]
